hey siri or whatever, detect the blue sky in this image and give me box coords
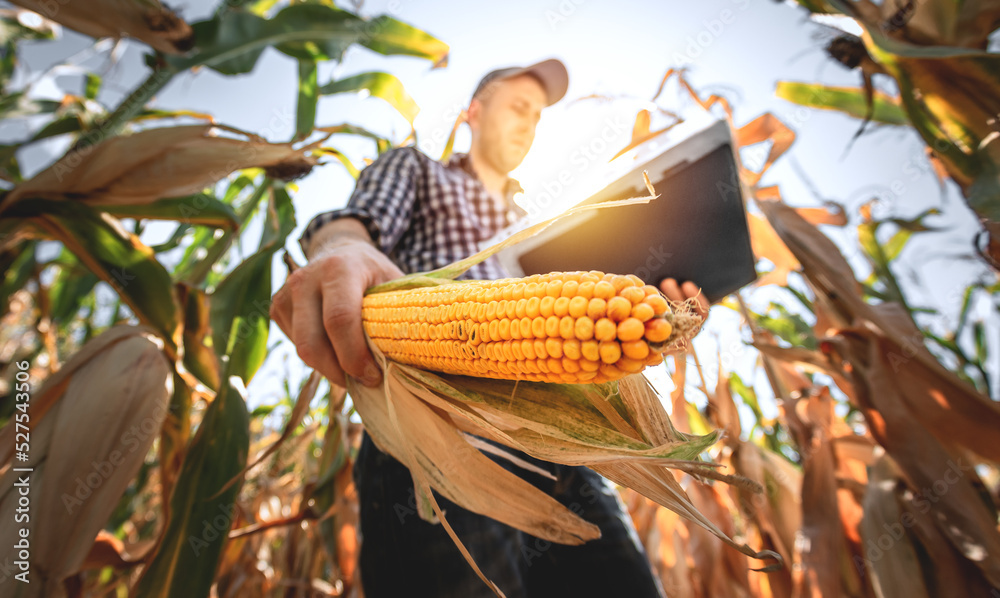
[7,0,997,413]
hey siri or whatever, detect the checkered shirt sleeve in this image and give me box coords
[298,148,420,257]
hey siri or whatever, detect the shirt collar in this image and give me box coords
[446,152,526,218]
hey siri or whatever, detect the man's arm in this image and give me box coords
[303,216,377,259]
[273,148,419,387]
[271,217,404,387]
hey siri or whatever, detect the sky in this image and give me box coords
[6,0,998,416]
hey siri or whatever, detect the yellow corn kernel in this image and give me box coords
[587,298,607,320]
[631,303,655,322]
[568,296,589,318]
[553,296,571,317]
[593,280,616,300]
[545,338,564,359]
[606,296,632,321]
[643,294,669,316]
[540,296,556,318]
[599,341,622,364]
[644,318,673,343]
[621,339,650,360]
[559,316,576,340]
[617,318,644,342]
[594,317,617,342]
[622,286,646,305]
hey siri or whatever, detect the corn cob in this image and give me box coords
[362,271,698,384]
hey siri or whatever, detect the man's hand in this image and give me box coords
[659,278,709,320]
[270,222,403,387]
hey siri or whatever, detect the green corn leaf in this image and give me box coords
[313,147,360,179]
[0,241,35,310]
[91,193,238,229]
[883,229,913,261]
[134,374,250,598]
[729,372,764,422]
[319,71,420,125]
[209,185,295,382]
[295,59,319,141]
[169,4,448,75]
[2,199,180,349]
[83,72,101,100]
[775,81,910,126]
[357,15,449,66]
[49,263,99,325]
[973,321,987,365]
[178,283,221,391]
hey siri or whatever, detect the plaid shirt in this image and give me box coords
[299,147,525,281]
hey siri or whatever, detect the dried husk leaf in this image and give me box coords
[0,125,318,208]
[831,328,1000,587]
[0,324,150,466]
[9,0,193,54]
[787,391,844,597]
[0,326,172,597]
[348,342,602,547]
[731,442,802,584]
[860,456,933,598]
[346,172,777,596]
[733,114,795,187]
[357,347,780,568]
[78,530,155,572]
[747,212,800,287]
[758,198,1000,463]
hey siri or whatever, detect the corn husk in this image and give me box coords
[346,182,778,596]
[0,125,319,209]
[9,0,193,54]
[0,325,172,597]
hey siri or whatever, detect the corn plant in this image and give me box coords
[776,0,1000,270]
[602,64,1000,597]
[0,1,445,596]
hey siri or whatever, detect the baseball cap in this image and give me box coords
[471,58,569,106]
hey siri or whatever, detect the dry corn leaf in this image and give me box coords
[222,370,322,494]
[348,340,779,596]
[751,341,857,404]
[0,125,319,209]
[78,530,155,572]
[734,114,796,188]
[0,324,150,467]
[0,326,172,597]
[610,108,683,161]
[731,442,801,587]
[9,0,193,54]
[894,458,999,597]
[787,390,845,598]
[346,179,778,596]
[860,455,932,598]
[794,203,848,227]
[331,460,360,595]
[831,328,1000,587]
[688,481,754,598]
[706,360,742,442]
[747,212,800,287]
[759,198,1000,463]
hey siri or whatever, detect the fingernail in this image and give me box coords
[362,363,382,387]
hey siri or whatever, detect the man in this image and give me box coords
[271,59,708,597]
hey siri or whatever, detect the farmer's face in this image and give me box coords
[469,74,547,174]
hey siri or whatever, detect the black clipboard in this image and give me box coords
[498,118,757,304]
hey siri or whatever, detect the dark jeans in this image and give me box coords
[354,432,666,598]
